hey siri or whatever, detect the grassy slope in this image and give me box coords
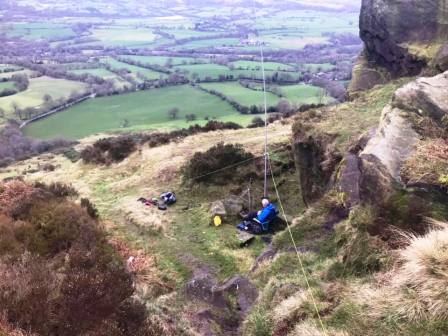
[4,122,293,284]
[23,85,245,139]
[294,78,412,152]
[241,77,448,336]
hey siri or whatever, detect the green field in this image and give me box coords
[173,37,241,50]
[23,85,256,139]
[253,10,359,33]
[120,55,207,66]
[175,64,301,81]
[175,63,233,80]
[0,76,89,116]
[89,27,159,47]
[0,64,23,72]
[199,82,335,107]
[0,69,38,80]
[6,23,76,40]
[69,68,118,78]
[0,82,16,91]
[66,67,131,89]
[200,82,281,107]
[231,60,295,71]
[100,58,165,80]
[263,35,329,50]
[303,63,335,72]
[279,84,336,105]
[161,29,219,39]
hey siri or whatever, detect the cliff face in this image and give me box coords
[349,0,448,93]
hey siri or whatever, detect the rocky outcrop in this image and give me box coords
[348,52,391,94]
[434,43,448,72]
[357,71,448,201]
[350,0,448,93]
[392,71,448,122]
[310,71,448,206]
[293,131,342,205]
[186,268,258,335]
[337,154,362,208]
[361,105,420,181]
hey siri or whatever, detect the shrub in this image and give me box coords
[81,197,99,219]
[0,180,39,218]
[107,137,136,162]
[0,122,73,168]
[0,255,58,335]
[248,117,265,128]
[35,181,79,198]
[0,181,155,336]
[81,136,136,165]
[81,121,243,165]
[0,214,22,255]
[62,148,81,162]
[183,142,254,183]
[80,145,106,164]
[54,246,134,335]
[20,200,93,256]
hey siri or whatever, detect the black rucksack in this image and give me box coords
[161,192,176,205]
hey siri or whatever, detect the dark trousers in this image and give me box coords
[244,211,258,221]
[243,212,263,234]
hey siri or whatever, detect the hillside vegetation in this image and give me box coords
[3,0,448,335]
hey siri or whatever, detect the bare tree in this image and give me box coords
[43,94,53,104]
[277,99,292,115]
[12,102,22,120]
[185,113,197,122]
[168,107,179,120]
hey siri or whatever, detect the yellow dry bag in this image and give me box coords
[213,215,222,227]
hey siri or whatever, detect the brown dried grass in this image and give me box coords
[357,223,448,322]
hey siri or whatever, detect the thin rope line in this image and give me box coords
[268,155,328,335]
[260,44,269,197]
[189,156,257,181]
[251,0,269,197]
[188,147,284,182]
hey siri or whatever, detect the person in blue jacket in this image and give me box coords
[237,197,278,234]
